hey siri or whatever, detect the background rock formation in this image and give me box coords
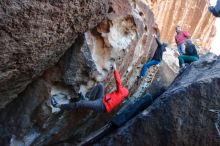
[145,0,216,50]
[97,55,220,146]
[0,0,218,145]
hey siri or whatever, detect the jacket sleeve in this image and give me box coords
[155,37,162,47]
[183,31,191,39]
[114,69,122,90]
[209,6,220,17]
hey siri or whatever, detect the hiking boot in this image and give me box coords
[179,64,187,74]
[51,95,58,108]
[79,92,87,100]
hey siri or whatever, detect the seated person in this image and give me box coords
[178,39,199,69]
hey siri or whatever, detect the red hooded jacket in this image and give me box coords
[175,31,190,45]
[102,69,129,112]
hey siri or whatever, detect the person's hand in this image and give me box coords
[113,62,117,70]
[152,34,156,38]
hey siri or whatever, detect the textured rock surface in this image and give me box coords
[0,0,160,145]
[96,55,220,146]
[145,0,216,50]
[0,79,51,145]
[0,0,108,108]
[0,0,218,146]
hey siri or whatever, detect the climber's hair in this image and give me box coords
[176,25,181,29]
[175,25,181,32]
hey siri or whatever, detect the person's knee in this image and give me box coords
[194,57,199,61]
[143,63,148,67]
[190,57,199,62]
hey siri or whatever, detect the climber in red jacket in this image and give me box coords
[51,63,129,113]
[175,25,191,55]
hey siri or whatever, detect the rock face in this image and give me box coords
[0,0,108,108]
[96,55,220,146]
[146,0,216,49]
[0,0,163,145]
[0,0,218,146]
[0,79,51,144]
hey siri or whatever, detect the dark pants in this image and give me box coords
[178,55,199,67]
[60,83,106,112]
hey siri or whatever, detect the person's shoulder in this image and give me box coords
[182,31,189,33]
[178,31,185,35]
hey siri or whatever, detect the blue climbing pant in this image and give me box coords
[139,60,160,77]
[177,43,185,55]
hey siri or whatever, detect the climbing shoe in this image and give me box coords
[79,92,85,100]
[51,95,58,108]
[179,64,188,74]
[78,92,89,100]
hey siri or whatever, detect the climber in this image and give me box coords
[51,62,129,113]
[208,0,220,17]
[178,39,199,70]
[175,25,191,55]
[137,34,168,79]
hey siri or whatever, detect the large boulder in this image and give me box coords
[147,0,216,50]
[0,0,108,108]
[96,55,220,146]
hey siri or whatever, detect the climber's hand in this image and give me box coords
[113,62,117,70]
[152,34,157,38]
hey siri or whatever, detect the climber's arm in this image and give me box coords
[113,63,122,90]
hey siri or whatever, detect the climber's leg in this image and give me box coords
[179,55,199,68]
[86,83,104,100]
[178,55,185,67]
[139,60,160,78]
[186,56,199,63]
[59,103,77,111]
[177,43,185,55]
[60,99,106,112]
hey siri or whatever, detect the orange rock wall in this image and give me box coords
[145,0,216,49]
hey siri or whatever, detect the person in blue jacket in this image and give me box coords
[208,0,220,17]
[138,34,168,79]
